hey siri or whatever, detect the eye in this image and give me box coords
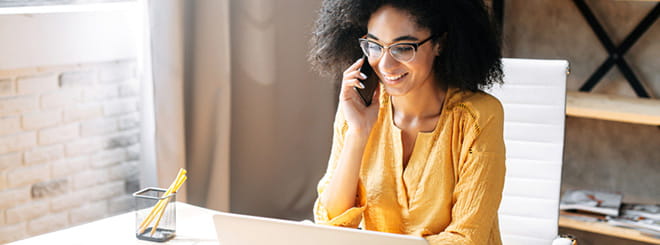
[391,45,414,55]
[367,42,382,52]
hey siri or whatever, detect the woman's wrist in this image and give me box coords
[346,127,371,140]
[345,128,371,153]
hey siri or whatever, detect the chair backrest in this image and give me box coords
[486,58,569,245]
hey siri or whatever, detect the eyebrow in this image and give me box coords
[366,33,420,42]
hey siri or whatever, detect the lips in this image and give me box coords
[381,72,408,85]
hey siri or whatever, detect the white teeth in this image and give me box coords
[384,73,406,81]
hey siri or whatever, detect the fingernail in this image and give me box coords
[359,82,366,89]
[360,73,367,79]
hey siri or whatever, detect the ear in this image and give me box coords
[434,43,441,56]
[434,33,448,56]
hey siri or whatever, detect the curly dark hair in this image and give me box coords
[309,0,502,91]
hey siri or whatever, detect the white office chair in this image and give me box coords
[486,58,569,245]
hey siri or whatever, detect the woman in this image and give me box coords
[309,0,505,244]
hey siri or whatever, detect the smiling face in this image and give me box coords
[366,5,440,97]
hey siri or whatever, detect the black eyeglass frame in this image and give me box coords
[358,35,436,62]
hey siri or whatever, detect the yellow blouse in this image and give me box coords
[314,87,506,245]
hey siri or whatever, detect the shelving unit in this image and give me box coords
[566,91,660,126]
[564,92,660,242]
[560,0,660,242]
[560,216,660,244]
[564,91,660,242]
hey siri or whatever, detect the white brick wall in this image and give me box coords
[0,132,37,154]
[0,152,21,169]
[82,84,119,102]
[0,79,14,97]
[91,148,126,168]
[118,113,139,130]
[0,186,30,210]
[16,75,58,95]
[0,223,27,244]
[27,211,68,236]
[80,118,118,137]
[89,181,125,202]
[69,201,107,226]
[108,194,133,216]
[98,62,134,83]
[50,190,89,212]
[59,70,95,88]
[38,123,79,145]
[0,96,39,116]
[51,156,90,178]
[65,138,104,157]
[109,161,138,181]
[119,82,138,97]
[22,110,62,130]
[7,163,50,188]
[0,60,141,243]
[0,170,7,190]
[24,144,64,165]
[6,200,49,224]
[0,116,21,135]
[104,99,137,116]
[63,104,103,122]
[73,168,110,190]
[40,89,83,110]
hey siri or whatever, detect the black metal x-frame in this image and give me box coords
[491,0,659,98]
[572,0,660,98]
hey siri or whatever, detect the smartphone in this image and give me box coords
[354,56,379,106]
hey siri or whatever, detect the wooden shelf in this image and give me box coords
[566,91,660,126]
[559,216,660,244]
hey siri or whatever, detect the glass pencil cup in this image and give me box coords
[133,187,176,242]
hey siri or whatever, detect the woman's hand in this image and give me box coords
[339,58,381,137]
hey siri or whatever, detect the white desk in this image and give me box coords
[7,202,221,245]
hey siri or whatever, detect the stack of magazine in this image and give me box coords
[560,189,622,217]
[560,189,660,238]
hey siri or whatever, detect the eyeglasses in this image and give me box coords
[358,35,435,63]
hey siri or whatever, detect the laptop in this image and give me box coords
[212,212,428,245]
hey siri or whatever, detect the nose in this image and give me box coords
[377,49,400,74]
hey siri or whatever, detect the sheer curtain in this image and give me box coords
[184,0,231,211]
[140,0,231,211]
[140,0,189,202]
[141,0,333,219]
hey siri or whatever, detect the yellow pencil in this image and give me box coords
[138,169,187,234]
[150,175,187,235]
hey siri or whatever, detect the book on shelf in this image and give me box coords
[559,189,660,238]
[559,210,605,222]
[621,203,660,221]
[608,217,660,232]
[611,203,660,237]
[607,217,660,238]
[559,189,622,217]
